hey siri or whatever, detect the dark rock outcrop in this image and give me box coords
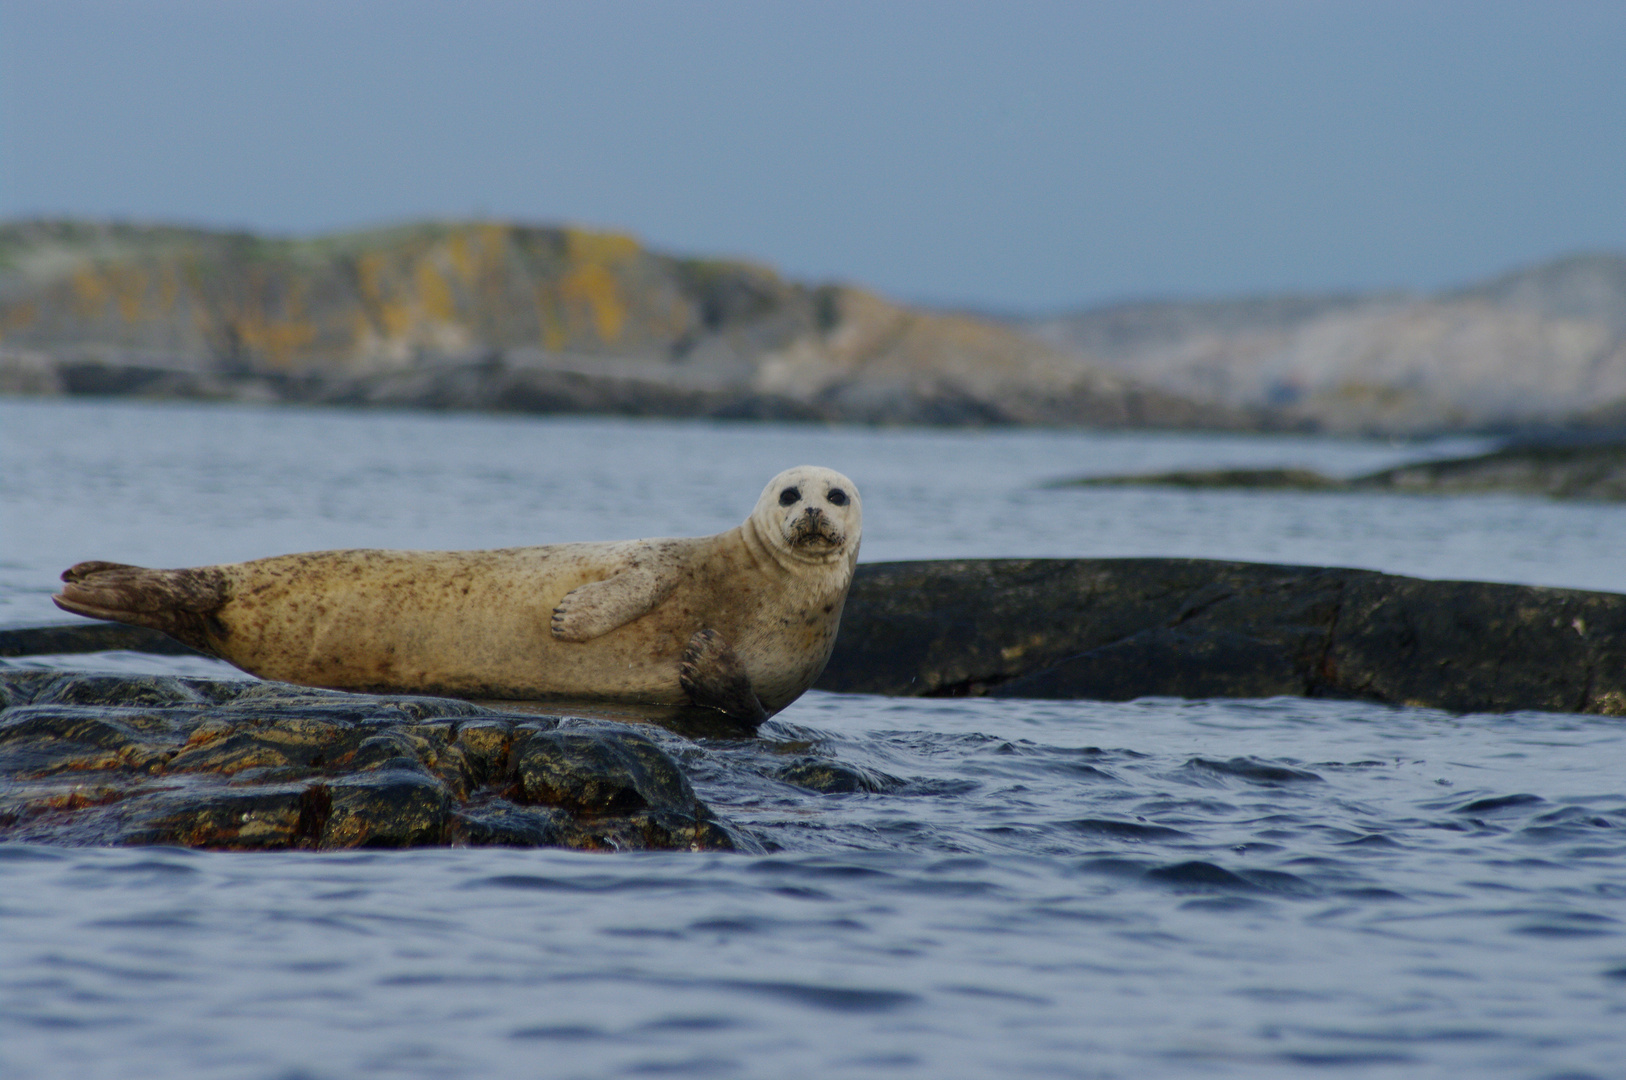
[1053,438,1626,501]
[818,559,1626,716]
[0,621,206,658]
[1352,438,1626,500]
[0,672,746,852]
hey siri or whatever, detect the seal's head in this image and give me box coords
[751,466,862,565]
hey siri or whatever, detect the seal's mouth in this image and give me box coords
[788,509,843,550]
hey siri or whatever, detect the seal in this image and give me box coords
[52,466,861,727]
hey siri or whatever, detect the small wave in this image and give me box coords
[1181,756,1325,784]
[1456,793,1546,814]
[1060,818,1190,841]
[706,978,920,1014]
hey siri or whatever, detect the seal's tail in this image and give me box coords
[54,561,230,651]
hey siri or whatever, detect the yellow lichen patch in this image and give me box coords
[415,258,458,324]
[0,302,38,338]
[378,300,416,342]
[229,278,318,367]
[71,265,110,318]
[232,314,318,368]
[447,231,476,286]
[159,262,181,312]
[477,223,511,264]
[564,227,640,266]
[999,633,1052,663]
[110,265,149,323]
[355,253,388,305]
[535,284,567,352]
[352,252,421,344]
[559,263,627,344]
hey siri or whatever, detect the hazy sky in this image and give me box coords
[2,1,1623,311]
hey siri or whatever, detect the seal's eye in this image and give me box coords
[826,489,848,506]
[779,487,801,506]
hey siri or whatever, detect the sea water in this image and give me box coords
[2,398,1624,1079]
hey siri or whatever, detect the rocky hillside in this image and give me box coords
[9,219,1622,434]
[1023,254,1626,434]
[0,220,1230,428]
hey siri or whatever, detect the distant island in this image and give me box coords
[1052,438,1626,502]
[2,218,1624,436]
[1019,253,1626,435]
[0,219,1229,428]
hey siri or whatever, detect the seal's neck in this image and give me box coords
[741,515,853,574]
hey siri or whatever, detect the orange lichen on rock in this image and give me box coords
[71,265,110,318]
[559,263,627,344]
[414,258,458,324]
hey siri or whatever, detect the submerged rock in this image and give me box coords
[1053,467,1349,492]
[0,672,748,852]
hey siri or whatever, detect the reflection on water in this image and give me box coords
[2,399,1625,1079]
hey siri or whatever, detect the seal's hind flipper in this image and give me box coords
[679,628,768,728]
[54,561,231,652]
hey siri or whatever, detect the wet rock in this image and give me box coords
[511,726,697,816]
[774,757,903,794]
[820,558,1626,716]
[0,705,188,777]
[34,673,208,708]
[451,719,518,788]
[0,622,207,659]
[453,800,575,847]
[120,783,317,849]
[321,772,451,848]
[0,672,740,853]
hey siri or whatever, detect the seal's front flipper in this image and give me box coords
[551,553,679,642]
[680,628,768,728]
